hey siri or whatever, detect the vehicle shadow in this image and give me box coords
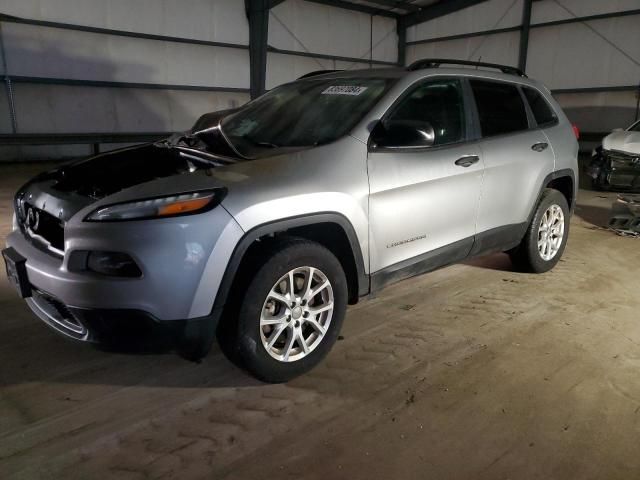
[0,303,261,388]
[574,203,612,228]
[462,252,515,272]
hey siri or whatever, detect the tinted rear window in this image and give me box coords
[523,87,557,126]
[470,80,529,137]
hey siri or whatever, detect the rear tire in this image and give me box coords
[509,188,570,273]
[222,237,347,383]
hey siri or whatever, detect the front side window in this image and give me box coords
[221,77,394,157]
[470,79,529,137]
[384,78,465,146]
[523,87,557,126]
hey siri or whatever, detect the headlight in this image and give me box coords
[85,189,225,222]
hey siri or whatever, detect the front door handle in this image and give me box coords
[531,142,549,152]
[455,155,480,168]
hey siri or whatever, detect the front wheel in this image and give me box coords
[509,188,570,273]
[232,238,347,383]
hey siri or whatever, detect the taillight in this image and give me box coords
[572,124,580,139]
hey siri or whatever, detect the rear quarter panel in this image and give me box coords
[540,88,580,190]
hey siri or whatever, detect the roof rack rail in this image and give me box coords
[298,69,344,80]
[407,58,527,77]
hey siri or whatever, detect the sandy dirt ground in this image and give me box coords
[2,162,640,479]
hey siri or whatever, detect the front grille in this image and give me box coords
[18,202,65,256]
[608,150,640,170]
[604,150,640,189]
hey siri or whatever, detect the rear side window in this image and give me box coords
[523,87,557,126]
[470,80,529,137]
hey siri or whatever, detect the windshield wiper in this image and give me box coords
[155,136,238,167]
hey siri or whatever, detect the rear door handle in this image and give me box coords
[455,155,480,168]
[531,142,549,152]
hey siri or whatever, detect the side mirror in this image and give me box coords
[372,120,435,149]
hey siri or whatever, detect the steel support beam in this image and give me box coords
[406,25,519,46]
[8,75,250,93]
[247,0,270,99]
[403,7,640,50]
[363,0,419,13]
[551,85,639,94]
[0,132,171,146]
[0,13,248,51]
[401,0,490,28]
[397,18,406,67]
[532,8,640,29]
[518,0,532,73]
[303,0,398,18]
[267,46,398,66]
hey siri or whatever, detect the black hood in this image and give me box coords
[31,109,245,200]
[40,144,214,199]
[22,108,313,207]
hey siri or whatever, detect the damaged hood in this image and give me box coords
[18,109,317,224]
[18,143,232,223]
[603,131,640,155]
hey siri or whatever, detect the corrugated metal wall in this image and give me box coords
[0,0,398,161]
[407,0,523,65]
[1,0,638,161]
[0,0,251,161]
[406,0,640,146]
[267,0,397,88]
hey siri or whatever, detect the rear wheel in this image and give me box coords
[228,238,347,383]
[509,188,570,273]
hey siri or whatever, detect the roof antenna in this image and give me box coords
[476,56,482,69]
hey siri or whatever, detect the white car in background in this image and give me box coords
[588,120,640,190]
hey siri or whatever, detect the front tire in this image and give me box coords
[509,188,570,273]
[231,238,347,383]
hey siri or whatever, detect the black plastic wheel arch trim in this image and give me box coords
[209,212,369,323]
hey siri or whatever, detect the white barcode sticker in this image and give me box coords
[321,86,368,96]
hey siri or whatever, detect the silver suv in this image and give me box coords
[3,59,578,382]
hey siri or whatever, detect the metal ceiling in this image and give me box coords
[302,0,492,26]
[337,0,441,16]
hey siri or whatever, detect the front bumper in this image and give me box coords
[587,149,640,189]
[24,287,172,342]
[5,205,244,338]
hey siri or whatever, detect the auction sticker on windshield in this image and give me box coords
[322,86,368,96]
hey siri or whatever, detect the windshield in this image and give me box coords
[221,77,394,157]
[629,120,640,132]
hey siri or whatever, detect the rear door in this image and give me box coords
[470,79,555,241]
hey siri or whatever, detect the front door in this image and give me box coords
[367,78,484,276]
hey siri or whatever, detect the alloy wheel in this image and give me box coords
[538,204,565,261]
[259,266,334,362]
